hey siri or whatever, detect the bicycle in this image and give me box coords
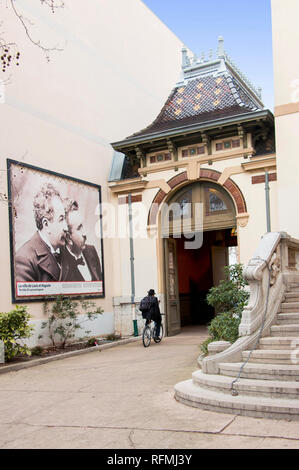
[142,318,164,347]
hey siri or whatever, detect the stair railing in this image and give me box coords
[201,231,299,374]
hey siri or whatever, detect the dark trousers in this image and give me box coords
[153,316,161,337]
[154,321,161,337]
[145,314,161,337]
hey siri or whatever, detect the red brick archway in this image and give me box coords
[148,169,247,226]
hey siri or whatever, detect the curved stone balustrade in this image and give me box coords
[201,232,298,374]
[175,232,299,419]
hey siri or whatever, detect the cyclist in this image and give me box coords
[142,289,162,339]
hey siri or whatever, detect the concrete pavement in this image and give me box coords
[0,326,299,449]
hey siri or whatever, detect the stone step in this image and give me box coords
[276,313,299,324]
[259,336,299,349]
[281,302,299,312]
[174,379,299,420]
[288,284,299,290]
[191,370,299,399]
[242,349,299,364]
[271,324,299,336]
[285,292,299,300]
[219,362,299,381]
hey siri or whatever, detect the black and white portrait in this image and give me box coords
[7,159,104,301]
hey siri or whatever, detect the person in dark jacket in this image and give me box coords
[146,289,162,338]
[15,183,68,282]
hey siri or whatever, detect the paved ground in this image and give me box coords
[1,325,299,449]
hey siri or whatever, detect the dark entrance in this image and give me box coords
[176,228,237,326]
[163,181,238,336]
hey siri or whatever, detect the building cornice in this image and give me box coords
[108,178,147,194]
[108,153,276,197]
[111,110,274,151]
[242,154,276,172]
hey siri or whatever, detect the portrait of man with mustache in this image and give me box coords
[61,199,102,282]
[15,183,68,282]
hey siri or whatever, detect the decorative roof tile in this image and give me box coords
[128,73,260,139]
[124,38,264,141]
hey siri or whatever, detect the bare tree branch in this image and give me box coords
[10,0,65,60]
[0,0,65,73]
[40,0,65,11]
[0,152,27,206]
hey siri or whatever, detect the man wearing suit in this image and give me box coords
[61,200,102,282]
[15,183,68,282]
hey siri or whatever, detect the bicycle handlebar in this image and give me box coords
[137,312,165,316]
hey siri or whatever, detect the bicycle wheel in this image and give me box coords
[153,323,163,343]
[142,325,152,347]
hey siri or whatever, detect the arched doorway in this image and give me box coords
[161,181,238,336]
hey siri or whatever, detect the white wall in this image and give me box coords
[0,0,182,337]
[272,0,299,238]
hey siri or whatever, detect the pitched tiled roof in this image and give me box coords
[127,72,262,139]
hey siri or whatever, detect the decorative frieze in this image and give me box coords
[252,173,277,185]
[118,194,142,205]
[148,152,172,165]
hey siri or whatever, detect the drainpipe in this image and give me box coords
[128,193,138,336]
[265,171,271,233]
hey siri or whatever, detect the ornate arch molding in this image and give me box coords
[148,169,248,226]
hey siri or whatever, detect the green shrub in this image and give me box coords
[31,346,44,356]
[200,337,214,356]
[85,336,99,347]
[41,296,103,349]
[106,334,121,341]
[200,264,249,355]
[206,264,249,315]
[208,311,241,343]
[0,305,34,360]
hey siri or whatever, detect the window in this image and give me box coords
[162,181,236,235]
[168,190,192,221]
[206,188,228,213]
[232,139,240,148]
[181,146,205,157]
[149,153,172,164]
[216,139,241,151]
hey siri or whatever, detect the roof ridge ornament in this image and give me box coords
[179,37,263,105]
[181,46,191,68]
[217,36,225,58]
[222,46,262,100]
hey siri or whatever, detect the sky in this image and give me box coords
[142,0,274,111]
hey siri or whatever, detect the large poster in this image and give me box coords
[7,159,104,302]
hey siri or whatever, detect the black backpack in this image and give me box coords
[139,296,151,314]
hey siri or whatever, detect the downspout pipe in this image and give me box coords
[265,171,271,233]
[128,193,138,336]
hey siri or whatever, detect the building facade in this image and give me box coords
[0,0,297,350]
[110,37,277,337]
[0,0,182,346]
[272,0,299,237]
[172,0,299,418]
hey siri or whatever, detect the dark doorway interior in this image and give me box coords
[176,228,237,326]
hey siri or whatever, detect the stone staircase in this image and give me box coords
[175,284,299,420]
